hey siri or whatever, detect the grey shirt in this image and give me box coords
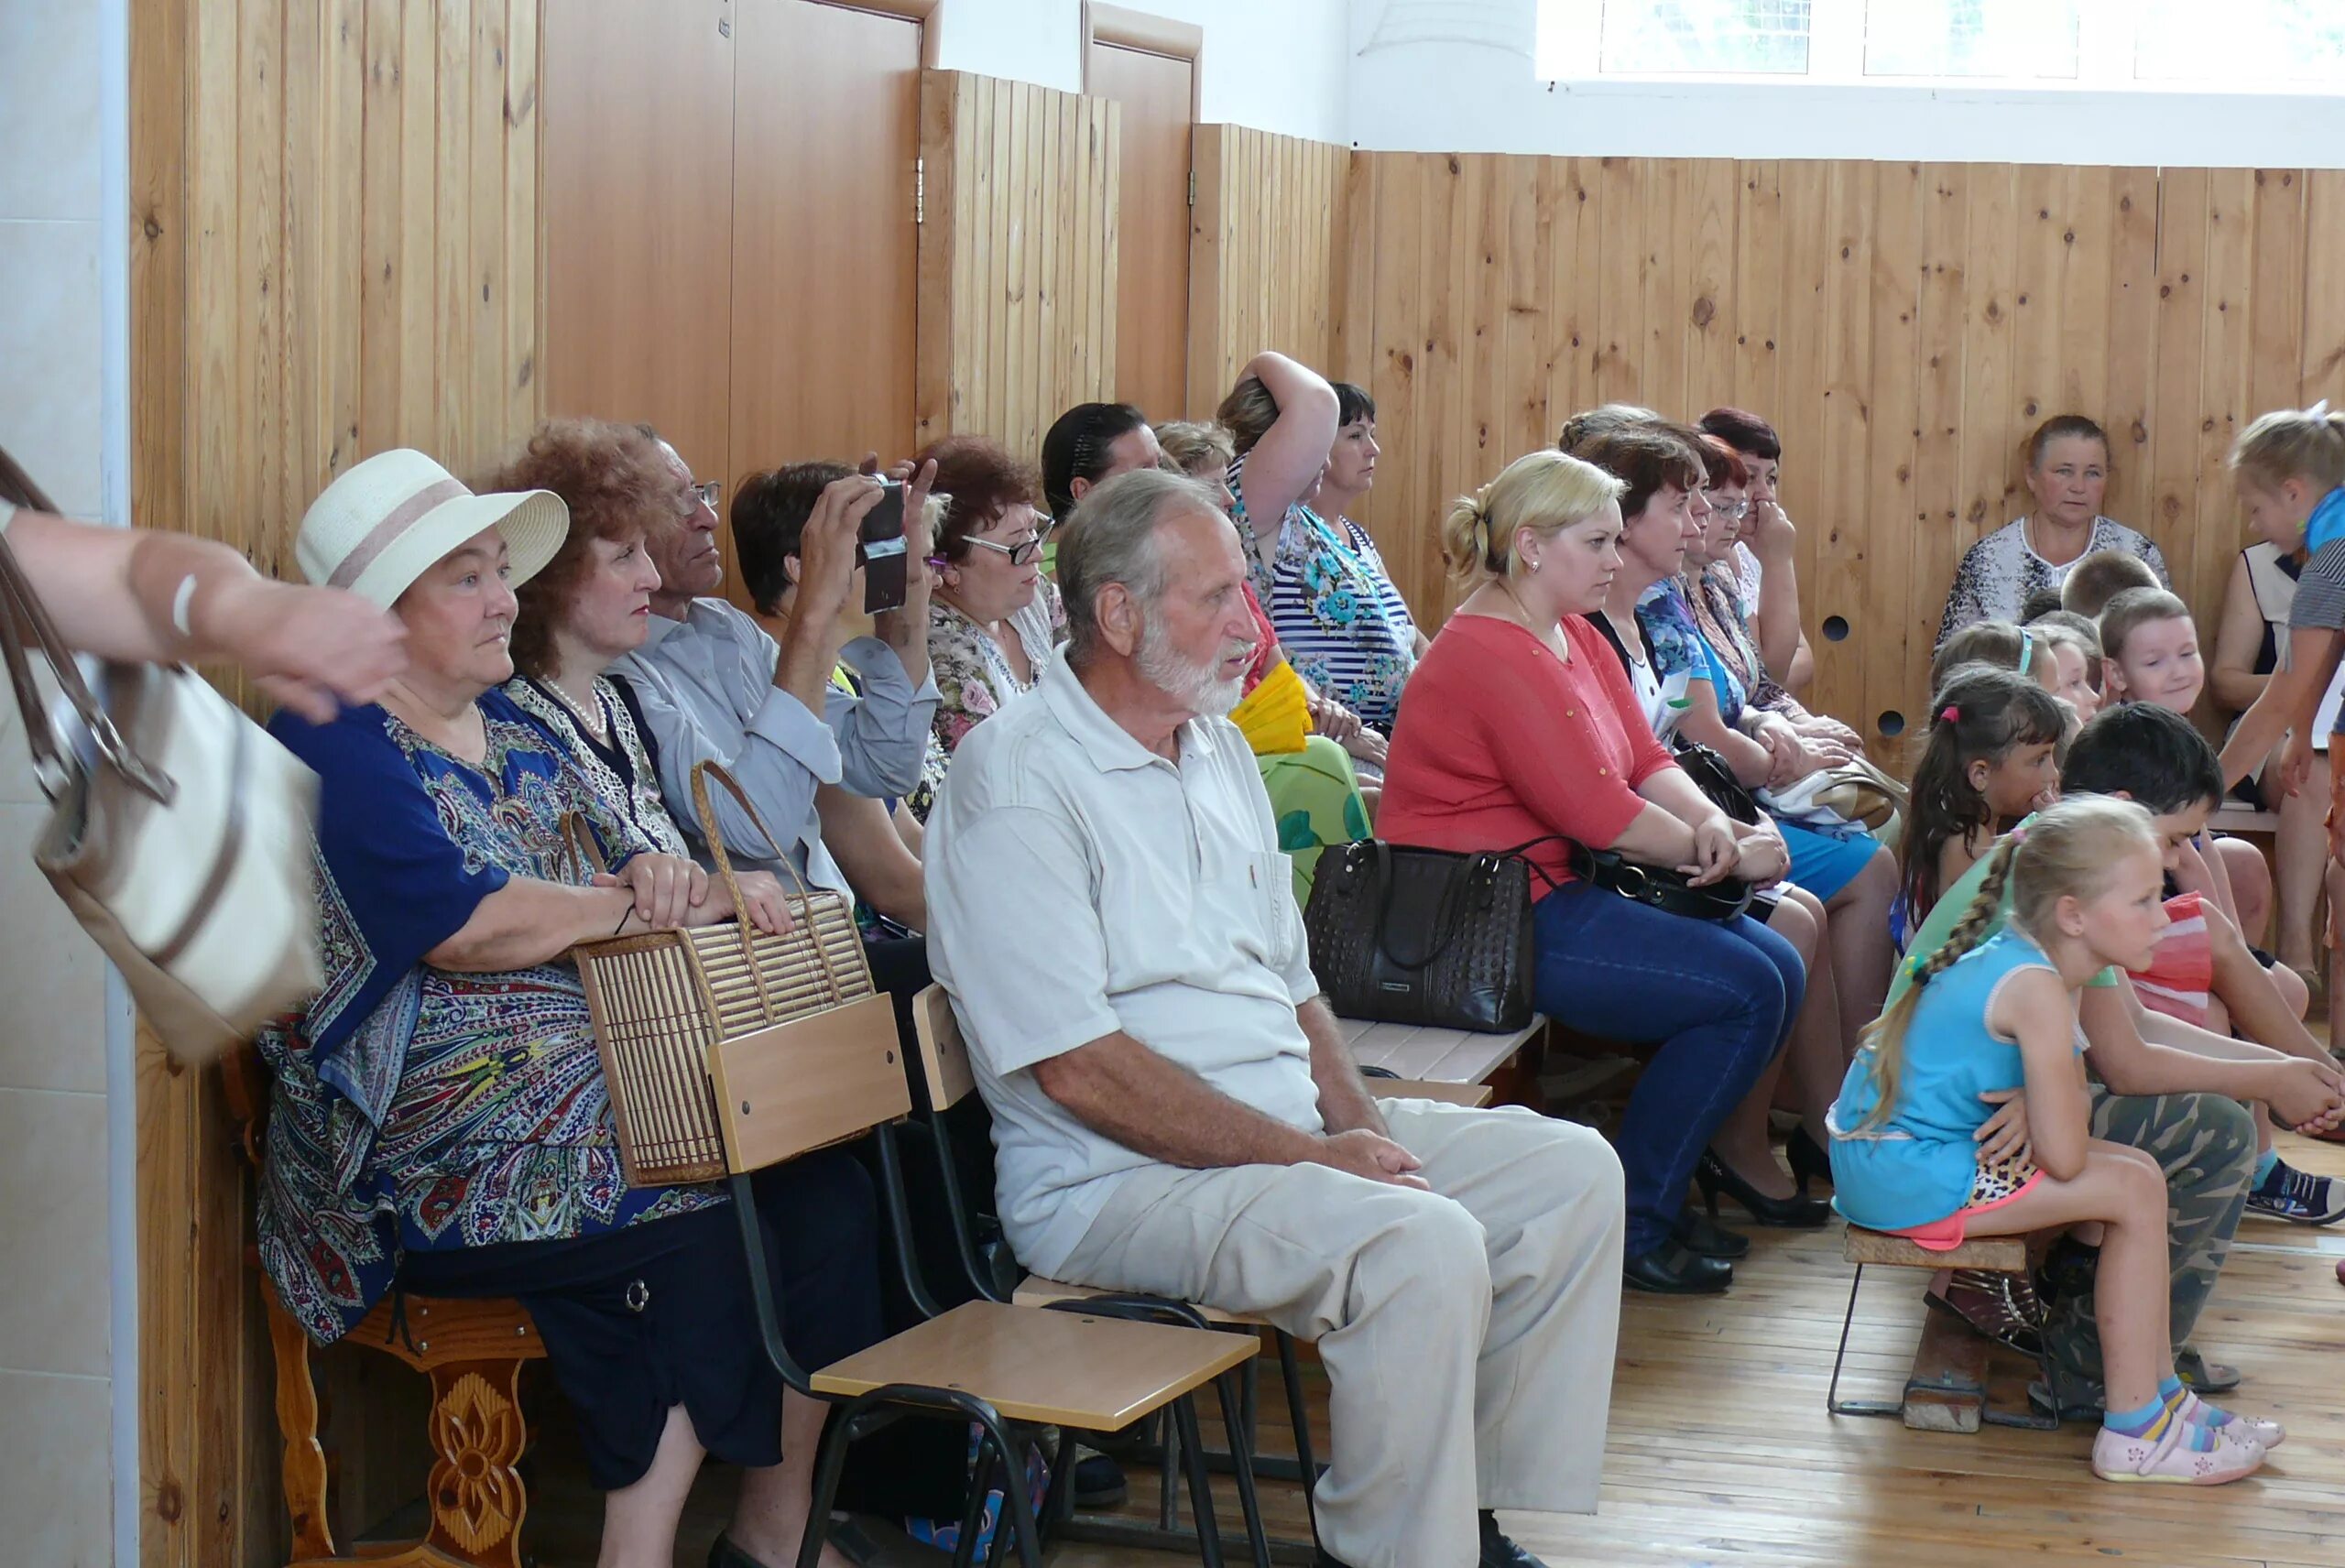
[612,597,938,896]
[924,646,1322,1277]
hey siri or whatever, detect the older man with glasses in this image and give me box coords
[610,430,940,901]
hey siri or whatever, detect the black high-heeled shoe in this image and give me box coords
[1671,1206,1751,1259]
[1787,1127,1833,1196]
[1623,1240,1733,1294]
[1696,1150,1833,1228]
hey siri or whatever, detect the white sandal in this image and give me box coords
[2091,1419,2265,1485]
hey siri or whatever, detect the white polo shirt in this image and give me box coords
[924,646,1324,1277]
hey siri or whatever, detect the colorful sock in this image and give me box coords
[2162,1377,2242,1432]
[2104,1393,2218,1452]
[2255,1149,2282,1185]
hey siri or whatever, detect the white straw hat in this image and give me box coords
[294,448,570,608]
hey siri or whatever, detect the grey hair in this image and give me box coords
[1058,467,1225,663]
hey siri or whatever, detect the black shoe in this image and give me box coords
[1623,1240,1733,1294]
[1671,1206,1750,1258]
[1314,1552,1361,1568]
[1787,1127,1833,1195]
[1479,1509,1551,1568]
[1073,1451,1128,1509]
[1695,1150,1833,1228]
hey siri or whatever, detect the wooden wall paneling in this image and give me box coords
[1594,158,1643,408]
[2007,165,2069,441]
[1685,158,1738,416]
[1087,40,1193,417]
[1729,160,1783,423]
[1953,162,2019,613]
[542,0,734,489]
[1807,161,1877,730]
[1334,148,1377,387]
[1182,113,1225,419]
[728,0,922,517]
[2248,169,2310,432]
[1772,161,1829,621]
[1638,157,1688,421]
[431,0,473,466]
[2304,170,2345,406]
[1418,152,1466,619]
[2189,169,2259,631]
[1363,152,1424,603]
[1499,155,1554,465]
[1859,162,1922,744]
[1908,165,1970,699]
[1562,158,1607,426]
[2147,168,2211,583]
[2058,167,2115,424]
[506,0,540,441]
[1457,153,1501,497]
[2102,167,2162,530]
[1539,156,1593,438]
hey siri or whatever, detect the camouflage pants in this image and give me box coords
[2038,1086,2256,1405]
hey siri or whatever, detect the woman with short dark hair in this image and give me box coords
[1936,413,2170,645]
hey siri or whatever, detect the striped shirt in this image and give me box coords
[1226,451,1421,734]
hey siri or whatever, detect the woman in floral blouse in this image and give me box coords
[260,448,876,1566]
[913,435,1065,814]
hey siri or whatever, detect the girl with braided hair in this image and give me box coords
[1828,797,2281,1483]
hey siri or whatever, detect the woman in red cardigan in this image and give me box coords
[1380,451,1806,1295]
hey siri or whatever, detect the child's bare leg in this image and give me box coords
[2214,835,2273,947]
[2273,751,2328,972]
[1959,1142,2173,1412]
[2206,901,2323,1059]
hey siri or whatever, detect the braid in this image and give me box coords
[1856,834,2022,1132]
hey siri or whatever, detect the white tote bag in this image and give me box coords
[0,527,322,1062]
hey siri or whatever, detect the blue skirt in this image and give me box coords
[1779,821,1879,901]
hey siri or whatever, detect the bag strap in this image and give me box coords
[557,811,610,885]
[688,758,847,1019]
[0,526,172,803]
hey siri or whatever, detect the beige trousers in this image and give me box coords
[1054,1102,1624,1568]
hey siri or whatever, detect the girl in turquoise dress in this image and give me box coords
[1828,797,2279,1485]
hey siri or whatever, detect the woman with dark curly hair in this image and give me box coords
[914,434,1065,808]
[478,417,697,855]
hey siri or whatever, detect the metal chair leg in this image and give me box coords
[1987,1288,2067,1433]
[1171,1395,1227,1568]
[1215,1370,1274,1568]
[794,1412,860,1568]
[1277,1331,1322,1514]
[1826,1264,1899,1420]
[951,1436,998,1568]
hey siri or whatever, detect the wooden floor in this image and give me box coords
[503,1131,2345,1568]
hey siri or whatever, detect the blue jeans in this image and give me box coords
[1532,880,1805,1256]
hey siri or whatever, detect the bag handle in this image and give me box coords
[1368,833,1566,971]
[0,528,173,803]
[556,811,610,885]
[688,758,848,1020]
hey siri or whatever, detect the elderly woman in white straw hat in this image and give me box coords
[256,449,884,1568]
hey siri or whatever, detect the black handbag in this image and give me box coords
[1571,845,1756,923]
[1671,736,1761,825]
[1303,837,1555,1032]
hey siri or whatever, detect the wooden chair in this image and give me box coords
[594,975,1263,1568]
[1827,1226,2059,1434]
[910,985,1340,1565]
[220,1043,547,1568]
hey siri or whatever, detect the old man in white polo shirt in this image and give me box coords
[924,468,1624,1568]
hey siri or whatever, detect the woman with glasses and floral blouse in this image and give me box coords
[915,436,1065,797]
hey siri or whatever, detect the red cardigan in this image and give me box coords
[1379,612,1678,896]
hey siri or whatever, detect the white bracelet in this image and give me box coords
[169,574,199,638]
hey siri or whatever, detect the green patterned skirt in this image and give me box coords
[1260,735,1372,905]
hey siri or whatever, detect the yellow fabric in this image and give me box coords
[1231,659,1311,756]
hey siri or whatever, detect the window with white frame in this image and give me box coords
[1536,0,2345,88]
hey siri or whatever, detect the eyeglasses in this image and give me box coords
[1707,497,1751,519]
[963,531,1048,567]
[689,480,722,514]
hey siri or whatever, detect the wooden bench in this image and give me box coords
[1336,1014,1544,1090]
[1827,1227,2057,1434]
[2209,801,2281,840]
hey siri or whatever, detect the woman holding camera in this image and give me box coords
[1378,451,1805,1296]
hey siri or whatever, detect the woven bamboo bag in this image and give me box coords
[571,761,905,1186]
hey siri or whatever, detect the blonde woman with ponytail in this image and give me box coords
[1827,797,2279,1483]
[1382,451,1809,1297]
[2216,401,2345,798]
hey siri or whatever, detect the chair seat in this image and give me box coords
[1843,1226,2027,1273]
[1011,1275,1269,1327]
[1338,1015,1543,1084]
[810,1301,1259,1430]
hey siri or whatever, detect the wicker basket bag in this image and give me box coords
[571,761,907,1186]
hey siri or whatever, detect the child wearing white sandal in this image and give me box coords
[1829,796,2281,1484]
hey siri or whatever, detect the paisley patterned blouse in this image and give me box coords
[1227,452,1421,734]
[256,691,722,1345]
[916,580,1064,819]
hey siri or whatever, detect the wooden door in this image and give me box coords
[541,0,737,486]
[729,0,922,498]
[1086,39,1193,419]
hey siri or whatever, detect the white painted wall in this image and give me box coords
[930,0,1350,143]
[1346,0,2345,166]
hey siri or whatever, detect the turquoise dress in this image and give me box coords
[1827,929,2078,1232]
